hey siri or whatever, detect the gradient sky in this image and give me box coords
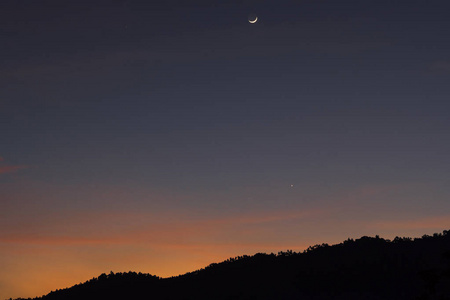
[1,0,450,298]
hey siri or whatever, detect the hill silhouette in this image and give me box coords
[11,230,450,300]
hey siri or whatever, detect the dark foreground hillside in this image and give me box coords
[13,230,450,300]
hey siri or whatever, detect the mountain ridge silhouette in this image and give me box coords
[10,230,450,300]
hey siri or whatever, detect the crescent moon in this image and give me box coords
[249,16,258,24]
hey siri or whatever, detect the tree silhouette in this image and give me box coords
[11,229,450,300]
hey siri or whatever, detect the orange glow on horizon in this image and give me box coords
[2,185,449,299]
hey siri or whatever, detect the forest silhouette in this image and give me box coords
[11,230,450,300]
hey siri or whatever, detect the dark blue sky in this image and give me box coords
[1,1,450,298]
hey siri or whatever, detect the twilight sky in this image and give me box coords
[1,0,450,298]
